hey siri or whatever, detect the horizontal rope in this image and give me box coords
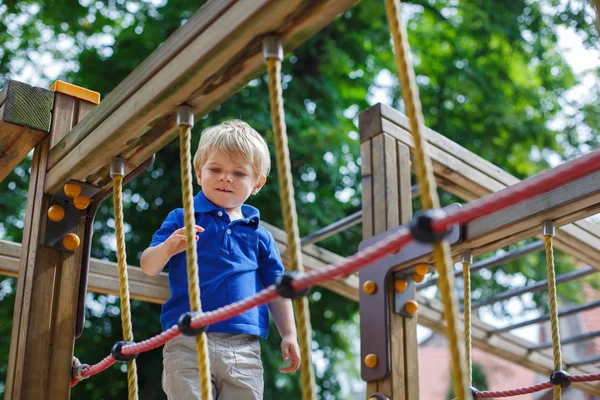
[476,373,600,398]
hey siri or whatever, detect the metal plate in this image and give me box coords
[358,204,462,382]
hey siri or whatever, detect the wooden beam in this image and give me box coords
[0,80,54,182]
[360,104,600,272]
[44,0,359,195]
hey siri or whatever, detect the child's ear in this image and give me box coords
[252,176,266,195]
[196,171,202,186]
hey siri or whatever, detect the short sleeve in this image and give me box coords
[257,229,284,287]
[149,210,182,268]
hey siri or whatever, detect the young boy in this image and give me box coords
[140,120,301,400]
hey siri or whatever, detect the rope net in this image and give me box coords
[71,147,600,390]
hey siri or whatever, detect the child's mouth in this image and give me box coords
[216,188,233,193]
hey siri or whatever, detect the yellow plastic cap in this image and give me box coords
[394,279,408,293]
[74,196,91,210]
[405,300,419,315]
[49,80,100,105]
[63,233,81,251]
[363,280,377,295]
[414,263,429,276]
[412,272,425,283]
[48,205,65,222]
[64,183,81,198]
[364,353,378,369]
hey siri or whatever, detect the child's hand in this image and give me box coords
[163,225,204,257]
[279,336,301,373]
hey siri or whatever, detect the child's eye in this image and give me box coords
[211,168,220,173]
[234,171,245,177]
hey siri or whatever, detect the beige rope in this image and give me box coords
[179,125,212,400]
[266,56,317,400]
[462,260,472,385]
[544,232,562,400]
[113,174,139,400]
[384,0,470,399]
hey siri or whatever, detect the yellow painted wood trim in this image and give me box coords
[49,80,100,105]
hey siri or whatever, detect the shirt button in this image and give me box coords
[218,211,223,217]
[226,229,232,234]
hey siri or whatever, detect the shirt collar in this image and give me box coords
[194,191,260,228]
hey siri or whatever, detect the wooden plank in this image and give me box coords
[5,137,57,400]
[45,0,359,195]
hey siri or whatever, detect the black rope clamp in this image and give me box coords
[368,393,389,400]
[470,386,479,399]
[111,341,138,362]
[550,369,571,388]
[409,209,451,244]
[178,311,209,336]
[276,272,311,299]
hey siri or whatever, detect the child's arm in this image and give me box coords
[269,298,301,373]
[140,225,203,276]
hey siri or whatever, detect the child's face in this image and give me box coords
[197,150,265,214]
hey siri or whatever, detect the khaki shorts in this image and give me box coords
[162,333,263,400]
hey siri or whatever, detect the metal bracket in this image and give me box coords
[358,204,462,382]
[43,181,100,253]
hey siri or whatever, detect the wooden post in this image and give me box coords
[0,80,54,183]
[360,105,418,399]
[5,81,99,400]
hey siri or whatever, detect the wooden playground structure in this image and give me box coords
[2,1,600,399]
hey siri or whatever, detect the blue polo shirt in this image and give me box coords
[150,191,284,337]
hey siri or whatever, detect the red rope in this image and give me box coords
[475,374,600,398]
[72,148,600,386]
[476,381,553,398]
[431,148,600,233]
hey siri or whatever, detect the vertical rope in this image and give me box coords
[180,125,212,400]
[112,174,139,400]
[266,56,317,400]
[384,1,470,399]
[462,260,472,385]
[544,233,562,400]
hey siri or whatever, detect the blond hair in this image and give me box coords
[193,120,270,182]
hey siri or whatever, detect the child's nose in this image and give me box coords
[219,174,233,182]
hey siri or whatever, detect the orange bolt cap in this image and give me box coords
[48,205,65,222]
[415,263,429,276]
[364,353,378,369]
[405,300,419,315]
[63,233,81,251]
[74,196,91,210]
[394,279,408,293]
[412,272,425,283]
[64,183,81,198]
[363,280,377,294]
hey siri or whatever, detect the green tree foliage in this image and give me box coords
[0,0,598,398]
